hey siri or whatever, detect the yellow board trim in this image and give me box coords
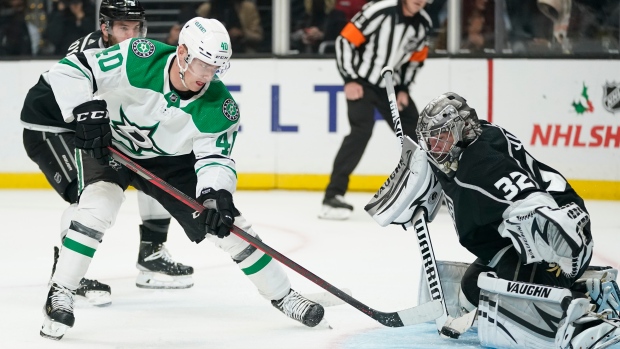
[1,173,619,200]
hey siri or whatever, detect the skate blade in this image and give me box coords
[77,290,112,307]
[318,206,351,220]
[316,318,333,330]
[136,272,194,289]
[40,317,69,340]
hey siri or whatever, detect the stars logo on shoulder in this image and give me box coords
[132,39,155,58]
[222,98,239,121]
[111,106,170,156]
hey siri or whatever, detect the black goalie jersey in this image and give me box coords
[431,120,590,262]
[21,31,105,131]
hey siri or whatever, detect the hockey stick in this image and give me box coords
[380,67,454,335]
[108,146,444,327]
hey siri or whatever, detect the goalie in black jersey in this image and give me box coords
[415,92,619,348]
[368,91,620,348]
[21,0,194,306]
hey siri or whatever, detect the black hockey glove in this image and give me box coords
[73,100,112,165]
[198,188,239,238]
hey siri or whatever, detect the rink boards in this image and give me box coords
[0,58,618,199]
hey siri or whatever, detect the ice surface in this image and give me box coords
[0,190,618,348]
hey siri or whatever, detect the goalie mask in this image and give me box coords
[99,0,147,43]
[416,92,481,175]
[177,17,232,87]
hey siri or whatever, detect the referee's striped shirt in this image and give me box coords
[335,0,432,91]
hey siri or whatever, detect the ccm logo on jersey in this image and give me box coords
[76,111,108,122]
[506,282,552,298]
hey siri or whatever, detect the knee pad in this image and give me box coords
[73,181,125,233]
[137,190,171,220]
[60,203,78,241]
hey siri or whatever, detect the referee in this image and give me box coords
[319,0,432,220]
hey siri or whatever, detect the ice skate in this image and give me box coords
[40,283,75,340]
[76,278,112,306]
[51,246,112,306]
[272,289,325,327]
[318,195,353,220]
[136,242,194,289]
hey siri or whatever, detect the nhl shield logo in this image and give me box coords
[132,39,155,58]
[222,98,239,121]
[603,82,620,114]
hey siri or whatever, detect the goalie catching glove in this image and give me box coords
[198,188,239,238]
[501,201,590,278]
[73,100,112,165]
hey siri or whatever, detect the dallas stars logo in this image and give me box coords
[222,98,239,121]
[132,39,155,58]
[111,106,170,156]
[572,83,594,115]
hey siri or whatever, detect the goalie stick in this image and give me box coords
[379,67,465,337]
[107,146,443,327]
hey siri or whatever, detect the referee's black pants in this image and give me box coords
[324,81,419,200]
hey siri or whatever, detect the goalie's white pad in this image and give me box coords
[417,260,471,319]
[556,297,620,349]
[500,200,591,277]
[588,278,620,315]
[477,272,572,349]
[365,135,443,227]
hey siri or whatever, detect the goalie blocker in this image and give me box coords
[364,135,443,227]
[418,261,620,349]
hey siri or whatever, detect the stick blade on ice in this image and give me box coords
[397,300,445,326]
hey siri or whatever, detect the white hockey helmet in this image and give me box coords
[177,17,232,81]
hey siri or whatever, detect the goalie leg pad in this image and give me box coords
[477,272,572,349]
[418,260,472,319]
[556,297,620,349]
[572,270,620,318]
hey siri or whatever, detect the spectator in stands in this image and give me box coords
[0,0,33,56]
[291,0,359,54]
[461,0,496,52]
[166,23,181,46]
[45,0,96,55]
[538,0,619,53]
[434,0,496,53]
[505,0,552,53]
[197,0,263,53]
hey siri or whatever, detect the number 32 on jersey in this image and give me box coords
[494,172,535,201]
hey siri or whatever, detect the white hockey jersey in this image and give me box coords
[47,38,240,196]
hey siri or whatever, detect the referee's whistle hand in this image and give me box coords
[397,91,409,111]
[344,82,364,100]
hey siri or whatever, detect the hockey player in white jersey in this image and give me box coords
[21,0,194,306]
[367,92,620,348]
[39,17,325,340]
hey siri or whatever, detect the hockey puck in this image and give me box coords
[440,326,461,339]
